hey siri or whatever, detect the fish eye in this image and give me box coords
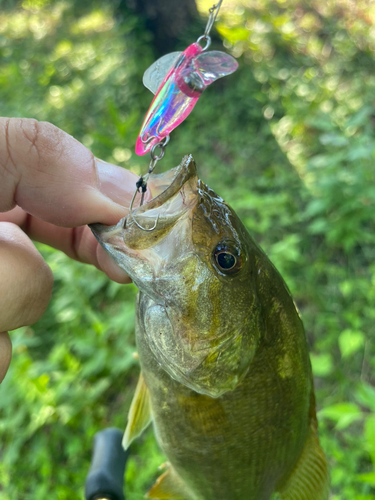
[213,242,242,275]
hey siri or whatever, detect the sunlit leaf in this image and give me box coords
[339,329,365,359]
[310,353,334,377]
[319,403,363,430]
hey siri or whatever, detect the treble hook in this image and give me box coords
[125,136,170,231]
[125,178,159,231]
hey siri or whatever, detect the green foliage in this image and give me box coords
[0,0,375,498]
[0,2,161,498]
[211,1,375,498]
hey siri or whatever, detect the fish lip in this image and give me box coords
[90,154,197,238]
[89,154,199,304]
[131,154,197,216]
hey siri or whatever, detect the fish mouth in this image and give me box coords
[90,155,199,280]
[127,154,198,219]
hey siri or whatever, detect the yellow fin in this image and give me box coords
[147,465,194,500]
[122,372,151,450]
[277,421,330,500]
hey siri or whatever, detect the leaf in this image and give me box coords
[338,329,365,359]
[217,25,249,43]
[319,403,362,430]
[310,353,334,377]
[319,133,348,147]
[355,383,375,413]
[356,472,375,486]
[308,217,328,235]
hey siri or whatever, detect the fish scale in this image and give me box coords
[137,316,308,500]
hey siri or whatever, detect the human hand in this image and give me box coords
[0,117,142,383]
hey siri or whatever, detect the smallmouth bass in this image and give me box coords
[91,156,329,500]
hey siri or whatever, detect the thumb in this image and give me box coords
[0,222,53,383]
[0,223,53,333]
[0,332,11,383]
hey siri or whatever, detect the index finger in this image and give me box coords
[0,118,142,282]
[0,117,139,227]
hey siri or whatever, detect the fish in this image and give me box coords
[90,155,329,500]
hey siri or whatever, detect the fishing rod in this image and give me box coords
[84,428,129,500]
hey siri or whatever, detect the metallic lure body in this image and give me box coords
[91,157,329,500]
[135,44,238,156]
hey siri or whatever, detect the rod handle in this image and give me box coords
[85,427,129,500]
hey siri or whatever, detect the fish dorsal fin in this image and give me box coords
[122,372,152,450]
[147,464,194,500]
[277,421,330,500]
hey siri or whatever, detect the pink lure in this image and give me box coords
[135,42,238,156]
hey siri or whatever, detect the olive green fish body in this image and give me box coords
[90,156,329,500]
[136,255,312,499]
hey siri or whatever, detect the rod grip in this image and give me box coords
[85,427,129,500]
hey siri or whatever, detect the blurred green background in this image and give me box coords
[1,0,375,498]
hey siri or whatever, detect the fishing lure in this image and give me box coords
[128,0,237,232]
[135,1,238,156]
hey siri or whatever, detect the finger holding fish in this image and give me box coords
[0,118,141,382]
[0,118,139,283]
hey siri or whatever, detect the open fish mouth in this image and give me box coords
[127,154,198,220]
[121,154,199,240]
[91,154,198,237]
[90,155,199,277]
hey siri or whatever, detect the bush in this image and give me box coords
[0,0,374,498]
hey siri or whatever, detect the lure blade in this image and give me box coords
[135,43,238,156]
[194,51,239,85]
[143,52,181,95]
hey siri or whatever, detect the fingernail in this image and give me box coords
[96,158,138,207]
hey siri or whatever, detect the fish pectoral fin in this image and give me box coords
[147,465,194,500]
[277,420,329,500]
[122,372,152,450]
